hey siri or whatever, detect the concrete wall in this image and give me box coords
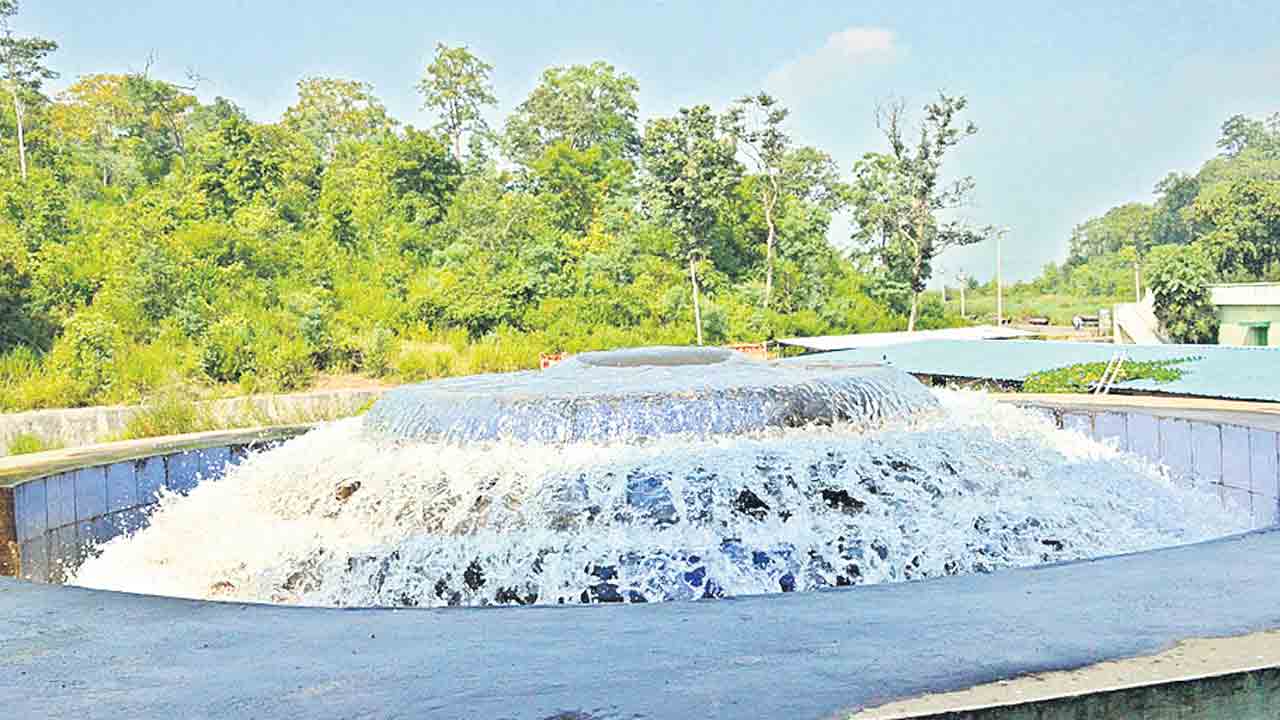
[1026,404,1279,529]
[2,428,307,583]
[880,666,1280,719]
[1210,282,1280,347]
[1218,305,1280,347]
[0,389,380,458]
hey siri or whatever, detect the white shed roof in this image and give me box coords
[1209,283,1280,307]
[775,325,1039,352]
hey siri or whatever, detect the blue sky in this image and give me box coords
[24,0,1280,282]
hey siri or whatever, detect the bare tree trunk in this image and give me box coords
[763,197,776,309]
[907,209,927,332]
[453,131,463,161]
[12,90,26,181]
[689,255,703,346]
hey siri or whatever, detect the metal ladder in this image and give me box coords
[1093,351,1127,395]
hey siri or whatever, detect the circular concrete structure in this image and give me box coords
[362,346,937,443]
[2,395,1278,718]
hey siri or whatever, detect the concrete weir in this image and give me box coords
[2,396,1280,718]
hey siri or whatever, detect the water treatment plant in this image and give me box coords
[4,347,1280,718]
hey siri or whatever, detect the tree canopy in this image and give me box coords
[0,9,975,413]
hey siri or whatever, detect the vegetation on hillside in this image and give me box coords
[0,3,977,412]
[1016,113,1280,340]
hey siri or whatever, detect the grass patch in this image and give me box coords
[118,390,220,440]
[110,389,370,442]
[1022,357,1196,394]
[932,290,1128,326]
[5,432,65,456]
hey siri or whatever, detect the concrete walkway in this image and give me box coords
[3,530,1280,719]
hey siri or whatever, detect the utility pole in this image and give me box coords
[956,271,968,318]
[995,227,1009,326]
[1136,228,1146,298]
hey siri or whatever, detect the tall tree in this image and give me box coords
[52,73,135,187]
[641,105,741,345]
[723,92,791,308]
[504,61,640,166]
[849,94,991,331]
[416,43,496,161]
[283,77,396,162]
[0,0,56,180]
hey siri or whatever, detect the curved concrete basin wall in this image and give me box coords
[0,426,310,581]
[1013,400,1280,530]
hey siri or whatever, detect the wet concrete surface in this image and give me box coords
[2,530,1279,719]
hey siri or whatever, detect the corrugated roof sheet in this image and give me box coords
[775,325,1039,351]
[790,340,1280,402]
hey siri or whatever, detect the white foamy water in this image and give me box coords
[71,390,1247,606]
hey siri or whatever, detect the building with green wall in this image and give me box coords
[1210,283,1280,347]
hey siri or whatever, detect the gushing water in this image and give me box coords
[71,390,1245,606]
[364,346,938,443]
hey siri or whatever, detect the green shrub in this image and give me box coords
[393,340,457,382]
[201,315,258,383]
[358,325,396,376]
[2,370,80,411]
[0,345,41,385]
[1022,357,1195,394]
[256,334,314,392]
[108,332,199,405]
[48,311,124,405]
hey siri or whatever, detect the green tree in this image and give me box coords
[282,76,396,161]
[51,74,136,188]
[121,69,198,179]
[848,95,991,331]
[528,140,632,234]
[1146,244,1217,343]
[1066,203,1154,266]
[416,43,496,161]
[504,61,640,165]
[0,0,56,180]
[641,105,742,344]
[1216,113,1279,158]
[1187,175,1280,279]
[1150,172,1199,247]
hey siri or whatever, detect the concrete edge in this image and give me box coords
[851,630,1280,719]
[0,424,316,487]
[997,393,1280,433]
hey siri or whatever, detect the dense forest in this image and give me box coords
[0,4,990,412]
[1012,113,1280,340]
